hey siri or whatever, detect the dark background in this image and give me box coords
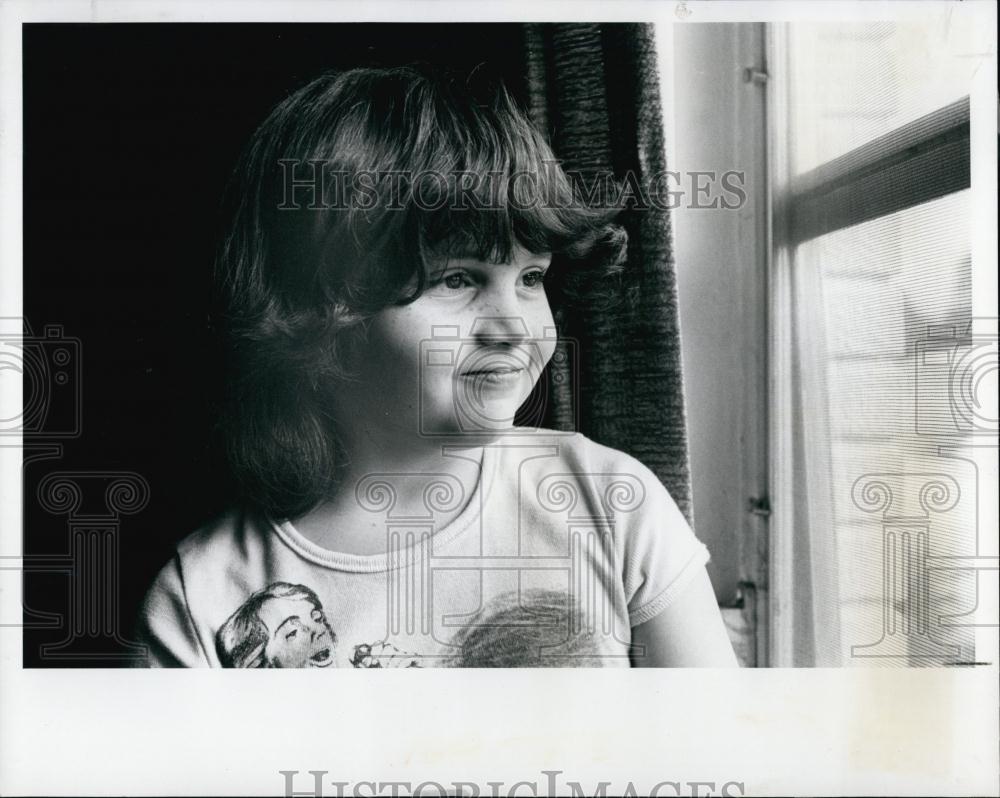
[22,23,532,666]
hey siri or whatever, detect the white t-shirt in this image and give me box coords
[135,431,709,668]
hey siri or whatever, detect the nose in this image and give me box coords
[469,315,530,346]
[469,284,532,346]
[309,625,325,642]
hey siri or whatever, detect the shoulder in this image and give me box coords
[494,429,680,532]
[146,507,266,597]
[136,507,269,666]
[504,429,665,499]
[560,430,659,476]
[506,428,653,469]
[175,507,255,563]
[499,430,707,624]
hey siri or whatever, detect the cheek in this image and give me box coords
[360,318,424,392]
[264,641,283,665]
[530,298,556,337]
[531,304,558,369]
[281,638,307,662]
[539,339,557,372]
[371,309,431,364]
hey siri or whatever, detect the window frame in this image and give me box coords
[764,22,976,667]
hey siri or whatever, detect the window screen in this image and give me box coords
[771,20,992,666]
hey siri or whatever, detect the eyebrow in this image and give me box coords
[274,616,301,635]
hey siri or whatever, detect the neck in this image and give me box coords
[336,418,489,483]
[290,419,489,553]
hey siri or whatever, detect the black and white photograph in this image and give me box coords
[0,0,997,795]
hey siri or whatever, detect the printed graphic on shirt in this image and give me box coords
[215,582,423,668]
[443,588,620,667]
[349,640,422,668]
[215,582,338,668]
[216,583,622,668]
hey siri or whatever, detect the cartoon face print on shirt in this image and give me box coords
[216,582,337,668]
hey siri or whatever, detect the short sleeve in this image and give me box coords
[622,466,711,627]
[133,553,211,667]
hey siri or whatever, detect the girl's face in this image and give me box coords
[339,243,557,441]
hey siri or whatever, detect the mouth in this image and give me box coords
[309,647,334,667]
[460,367,525,385]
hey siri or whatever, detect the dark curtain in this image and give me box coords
[520,23,693,522]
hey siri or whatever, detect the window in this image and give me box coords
[768,21,995,666]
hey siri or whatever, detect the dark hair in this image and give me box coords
[216,65,627,520]
[215,581,324,668]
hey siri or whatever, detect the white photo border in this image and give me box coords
[1,2,996,796]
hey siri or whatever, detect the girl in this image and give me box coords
[136,66,737,668]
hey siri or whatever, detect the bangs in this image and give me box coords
[273,67,626,311]
[400,86,619,266]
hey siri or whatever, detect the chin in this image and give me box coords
[420,400,525,441]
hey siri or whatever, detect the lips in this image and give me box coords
[309,647,334,667]
[461,367,525,386]
[462,367,524,376]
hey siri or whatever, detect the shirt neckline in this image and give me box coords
[270,444,496,573]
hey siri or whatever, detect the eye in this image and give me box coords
[285,629,298,641]
[521,269,548,289]
[440,271,474,290]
